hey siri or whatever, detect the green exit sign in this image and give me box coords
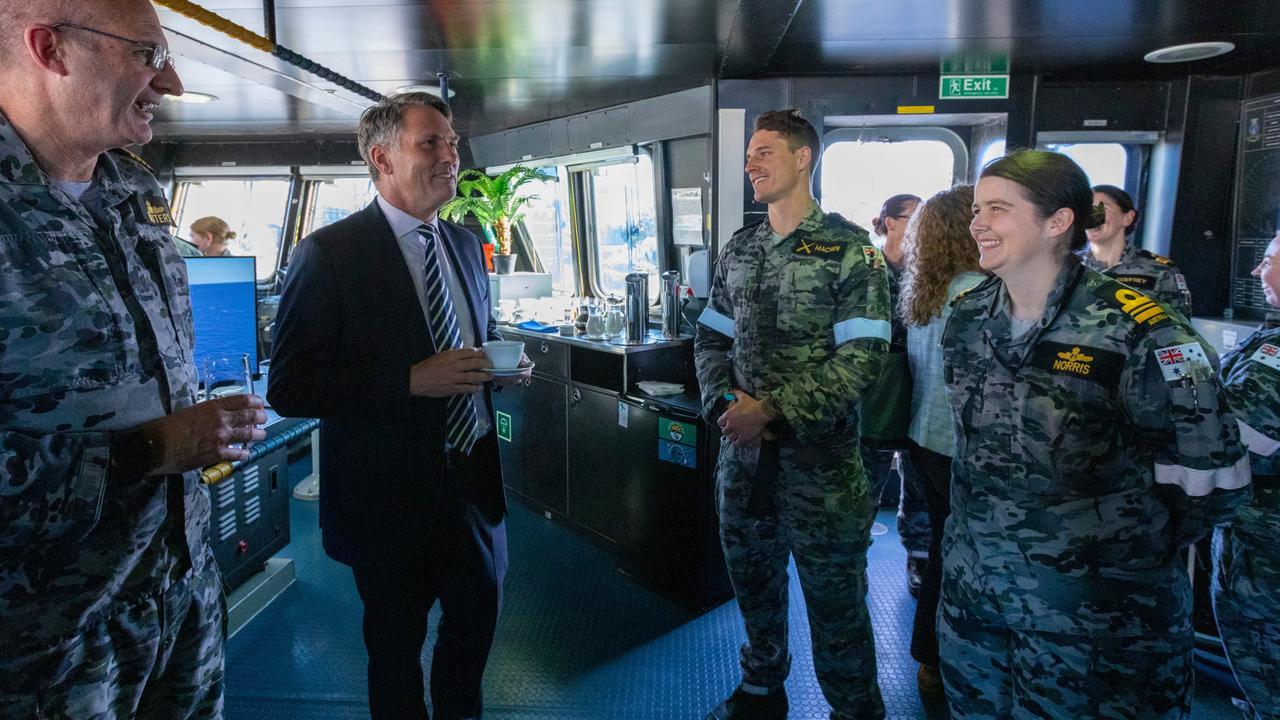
[940,74,1009,99]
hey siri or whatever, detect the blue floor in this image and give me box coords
[226,497,1246,719]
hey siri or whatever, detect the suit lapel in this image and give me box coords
[361,201,434,351]
[438,221,486,342]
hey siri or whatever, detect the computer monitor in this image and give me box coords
[185,256,259,391]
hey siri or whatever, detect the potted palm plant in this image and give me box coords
[440,165,549,275]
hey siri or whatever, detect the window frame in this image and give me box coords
[170,166,296,280]
[575,147,660,300]
[819,126,969,203]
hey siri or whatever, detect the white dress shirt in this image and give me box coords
[377,195,492,438]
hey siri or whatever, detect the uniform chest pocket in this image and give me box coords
[0,232,126,402]
[1015,371,1118,494]
[778,262,838,341]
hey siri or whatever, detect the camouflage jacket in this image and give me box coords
[694,202,890,448]
[1220,325,1280,539]
[0,113,206,658]
[942,261,1250,637]
[1081,241,1193,317]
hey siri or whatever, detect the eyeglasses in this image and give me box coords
[50,22,172,71]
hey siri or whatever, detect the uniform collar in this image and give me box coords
[0,110,135,208]
[1081,240,1139,271]
[984,261,1086,360]
[763,200,824,246]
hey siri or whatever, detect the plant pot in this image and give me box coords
[493,253,517,275]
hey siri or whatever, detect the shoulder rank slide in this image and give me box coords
[1094,280,1172,330]
[1030,342,1125,385]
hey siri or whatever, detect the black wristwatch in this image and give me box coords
[110,428,160,479]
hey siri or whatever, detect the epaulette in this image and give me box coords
[949,275,998,307]
[1092,279,1174,331]
[824,211,870,237]
[108,147,153,173]
[1135,247,1174,266]
[730,218,766,239]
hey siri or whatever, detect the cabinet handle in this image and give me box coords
[539,342,549,354]
[571,388,581,405]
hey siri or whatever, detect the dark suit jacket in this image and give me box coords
[267,200,505,567]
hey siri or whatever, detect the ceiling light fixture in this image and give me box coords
[166,91,219,104]
[394,84,457,99]
[1144,41,1235,64]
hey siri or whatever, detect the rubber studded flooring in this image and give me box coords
[225,497,1246,719]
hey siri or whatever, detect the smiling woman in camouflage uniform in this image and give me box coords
[1213,230,1280,720]
[940,150,1251,718]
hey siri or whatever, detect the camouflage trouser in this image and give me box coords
[858,445,929,554]
[0,561,225,719]
[717,439,885,720]
[1213,506,1280,720]
[938,590,1192,719]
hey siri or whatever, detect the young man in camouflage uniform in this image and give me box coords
[941,151,1249,718]
[696,109,890,720]
[0,2,267,717]
[1081,184,1193,316]
[1213,231,1280,720]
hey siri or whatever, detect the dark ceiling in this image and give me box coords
[150,0,1280,141]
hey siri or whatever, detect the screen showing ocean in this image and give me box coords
[186,257,258,388]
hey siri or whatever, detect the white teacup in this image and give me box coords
[482,340,524,370]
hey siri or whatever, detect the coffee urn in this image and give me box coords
[624,272,649,344]
[659,270,681,339]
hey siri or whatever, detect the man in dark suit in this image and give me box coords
[268,91,527,720]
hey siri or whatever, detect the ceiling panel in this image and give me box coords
[150,0,1280,141]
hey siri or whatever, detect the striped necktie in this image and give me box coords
[421,224,479,455]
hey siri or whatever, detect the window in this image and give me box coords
[588,154,659,298]
[304,176,377,235]
[819,128,965,242]
[516,167,574,294]
[1040,143,1128,188]
[976,139,1007,175]
[174,177,291,280]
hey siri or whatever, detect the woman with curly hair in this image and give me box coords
[895,185,986,701]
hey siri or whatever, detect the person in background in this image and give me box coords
[1213,229,1280,720]
[696,109,889,720]
[268,91,528,720]
[894,185,986,704]
[1082,184,1193,316]
[190,215,237,256]
[863,192,931,595]
[0,1,267,717]
[941,150,1249,718]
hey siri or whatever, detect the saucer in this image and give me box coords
[482,362,534,377]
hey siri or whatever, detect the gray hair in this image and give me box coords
[357,91,452,181]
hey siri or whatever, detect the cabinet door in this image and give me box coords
[493,375,567,515]
[566,385,622,541]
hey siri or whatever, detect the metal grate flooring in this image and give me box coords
[225,497,1245,719]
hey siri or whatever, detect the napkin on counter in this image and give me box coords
[514,320,559,333]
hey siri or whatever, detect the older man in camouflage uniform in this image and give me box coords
[696,109,889,720]
[0,2,266,717]
[1214,234,1280,720]
[941,263,1250,718]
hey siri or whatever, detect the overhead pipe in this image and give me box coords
[152,0,385,103]
[263,0,276,45]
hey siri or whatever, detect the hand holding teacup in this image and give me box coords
[483,340,533,386]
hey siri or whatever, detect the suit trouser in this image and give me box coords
[350,437,508,720]
[717,440,885,720]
